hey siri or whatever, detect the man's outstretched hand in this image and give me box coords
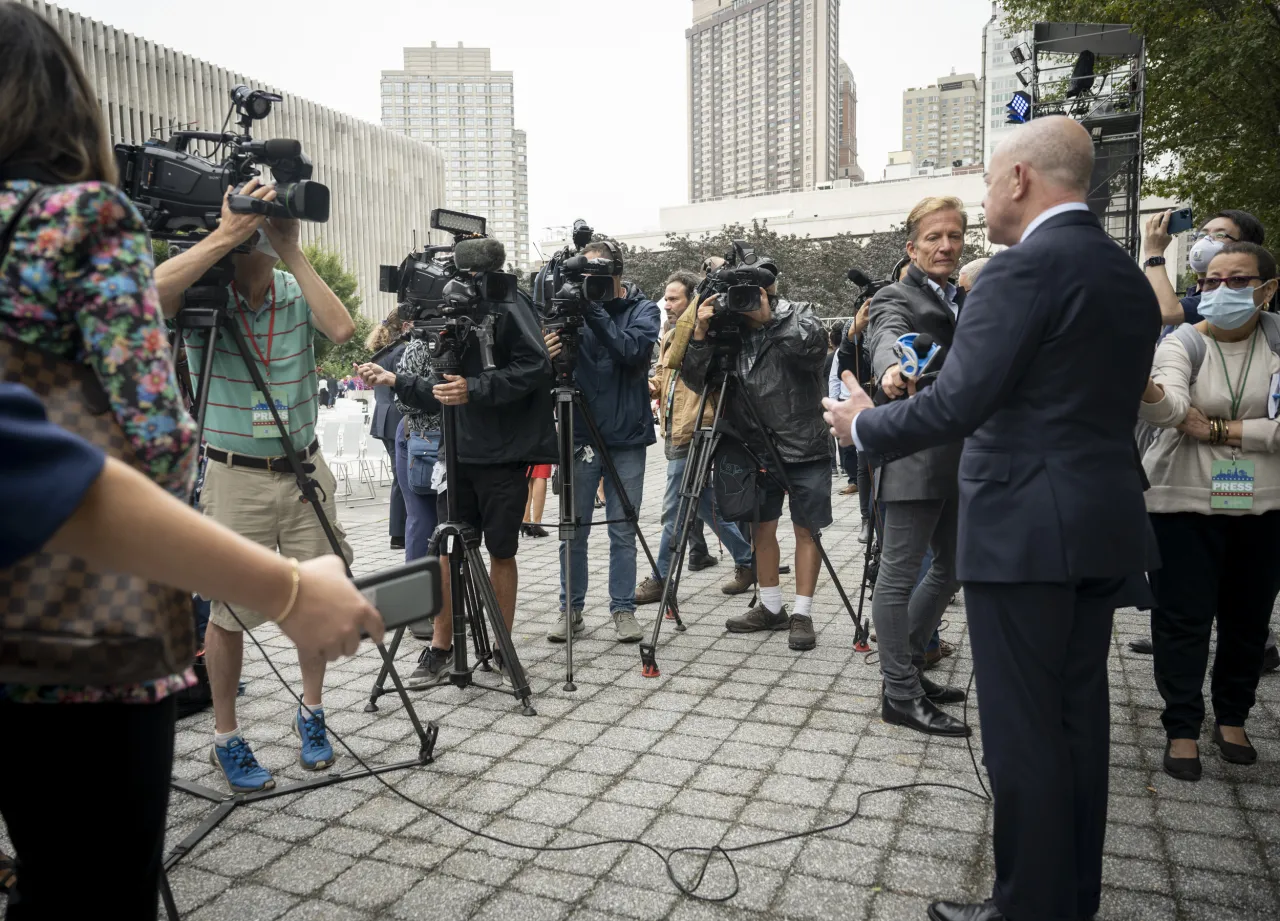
[822,371,874,447]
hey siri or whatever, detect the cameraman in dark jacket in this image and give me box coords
[544,241,662,644]
[682,272,830,653]
[357,285,554,679]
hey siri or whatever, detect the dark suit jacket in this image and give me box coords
[865,263,964,501]
[857,209,1162,583]
[369,343,405,441]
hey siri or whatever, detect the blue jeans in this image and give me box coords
[394,419,439,563]
[559,444,647,614]
[656,455,753,580]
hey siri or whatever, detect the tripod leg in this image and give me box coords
[364,625,407,712]
[464,546,537,716]
[554,390,580,692]
[159,867,180,921]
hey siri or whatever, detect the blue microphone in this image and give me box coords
[891,332,944,380]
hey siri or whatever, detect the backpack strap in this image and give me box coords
[1169,322,1207,384]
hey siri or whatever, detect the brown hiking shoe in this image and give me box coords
[726,603,789,633]
[839,483,859,495]
[635,577,664,605]
[788,614,816,650]
[721,565,756,596]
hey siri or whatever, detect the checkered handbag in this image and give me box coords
[0,337,195,685]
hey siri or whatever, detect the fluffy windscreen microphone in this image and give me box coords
[262,138,302,159]
[454,237,507,273]
[913,333,935,354]
[847,268,872,287]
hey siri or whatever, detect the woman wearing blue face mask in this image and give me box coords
[1138,242,1280,782]
[1143,209,1266,329]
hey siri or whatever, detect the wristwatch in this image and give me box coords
[1143,256,1166,270]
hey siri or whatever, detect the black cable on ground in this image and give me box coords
[221,604,992,903]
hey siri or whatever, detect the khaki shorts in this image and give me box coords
[202,453,354,632]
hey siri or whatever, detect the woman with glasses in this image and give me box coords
[1144,209,1266,328]
[1139,242,1280,781]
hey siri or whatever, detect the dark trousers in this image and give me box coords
[859,460,874,523]
[1149,511,1280,738]
[839,444,858,484]
[688,517,710,559]
[380,436,407,540]
[965,581,1118,921]
[0,698,176,920]
[393,421,439,563]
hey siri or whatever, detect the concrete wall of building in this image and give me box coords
[22,0,446,322]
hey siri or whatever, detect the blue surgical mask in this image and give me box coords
[1189,235,1226,274]
[1197,283,1259,330]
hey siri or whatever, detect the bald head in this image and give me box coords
[996,116,1094,195]
[982,116,1095,246]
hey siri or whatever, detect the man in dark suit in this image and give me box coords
[370,338,407,549]
[824,116,1161,921]
[864,195,970,738]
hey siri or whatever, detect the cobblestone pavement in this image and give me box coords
[26,448,1280,920]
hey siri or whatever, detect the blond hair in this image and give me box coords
[905,196,968,242]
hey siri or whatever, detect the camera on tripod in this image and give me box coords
[533,219,621,380]
[699,241,778,315]
[114,84,329,241]
[379,208,517,375]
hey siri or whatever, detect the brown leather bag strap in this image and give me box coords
[0,185,44,273]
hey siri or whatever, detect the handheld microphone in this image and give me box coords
[891,332,945,380]
[453,237,507,274]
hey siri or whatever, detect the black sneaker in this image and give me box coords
[407,646,451,689]
[726,603,789,633]
[689,552,718,571]
[788,614,816,651]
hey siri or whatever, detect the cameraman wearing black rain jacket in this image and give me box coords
[681,271,830,653]
[357,287,554,673]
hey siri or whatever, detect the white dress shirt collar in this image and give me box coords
[924,276,960,319]
[1019,201,1091,243]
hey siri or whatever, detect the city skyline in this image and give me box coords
[900,70,983,169]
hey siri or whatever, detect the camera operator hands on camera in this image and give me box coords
[691,290,773,339]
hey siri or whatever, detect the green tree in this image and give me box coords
[620,220,989,318]
[999,0,1280,234]
[299,243,373,376]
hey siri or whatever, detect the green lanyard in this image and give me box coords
[1210,326,1260,421]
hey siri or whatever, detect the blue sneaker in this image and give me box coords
[294,707,336,771]
[209,737,275,793]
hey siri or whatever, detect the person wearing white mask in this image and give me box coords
[1143,208,1267,328]
[1138,241,1280,782]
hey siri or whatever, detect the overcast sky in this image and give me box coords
[60,0,995,246]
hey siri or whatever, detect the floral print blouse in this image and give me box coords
[0,179,199,703]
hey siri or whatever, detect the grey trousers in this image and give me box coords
[872,497,960,701]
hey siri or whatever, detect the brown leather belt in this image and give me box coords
[204,439,321,473]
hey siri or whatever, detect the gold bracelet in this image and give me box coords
[274,558,301,624]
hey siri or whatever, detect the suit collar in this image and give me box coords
[1020,203,1095,242]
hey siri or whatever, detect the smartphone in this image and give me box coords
[353,557,443,634]
[1167,207,1195,235]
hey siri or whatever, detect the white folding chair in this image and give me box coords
[330,419,376,500]
[317,418,340,459]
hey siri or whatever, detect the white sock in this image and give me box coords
[299,704,323,722]
[760,584,783,614]
[214,727,241,748]
[793,595,813,617]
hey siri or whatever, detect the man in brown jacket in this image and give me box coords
[636,271,756,604]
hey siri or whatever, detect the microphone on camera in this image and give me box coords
[454,237,507,274]
[847,268,873,288]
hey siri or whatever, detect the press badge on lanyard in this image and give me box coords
[236,281,288,439]
[1211,458,1255,510]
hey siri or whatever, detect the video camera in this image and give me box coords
[697,241,778,315]
[378,208,517,374]
[114,85,329,242]
[533,219,621,383]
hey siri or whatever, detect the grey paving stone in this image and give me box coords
[324,858,421,910]
[390,874,492,920]
[774,873,873,921]
[473,890,572,921]
[584,880,680,921]
[254,845,355,896]
[276,900,370,921]
[188,884,297,921]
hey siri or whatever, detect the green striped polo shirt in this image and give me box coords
[183,269,319,457]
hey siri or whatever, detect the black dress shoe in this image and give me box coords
[390,536,405,550]
[927,899,1004,921]
[1213,724,1257,764]
[1128,637,1153,655]
[1264,644,1280,673]
[882,694,971,737]
[689,552,718,571]
[1162,740,1202,781]
[919,674,966,705]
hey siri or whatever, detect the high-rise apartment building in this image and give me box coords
[380,44,529,270]
[900,70,982,169]
[687,0,841,203]
[837,60,864,182]
[981,2,1033,165]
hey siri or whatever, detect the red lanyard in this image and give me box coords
[232,280,277,382]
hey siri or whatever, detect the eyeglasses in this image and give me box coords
[1201,275,1263,291]
[1191,230,1238,243]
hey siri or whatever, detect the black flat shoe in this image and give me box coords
[1263,644,1280,673]
[1163,740,1202,781]
[882,694,971,737]
[1128,637,1153,655]
[524,524,549,538]
[1213,724,1257,764]
[390,536,405,550]
[919,674,966,705]
[689,552,718,571]
[927,899,1005,921]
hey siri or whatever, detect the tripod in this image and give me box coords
[549,326,673,692]
[638,353,871,678]
[165,259,439,877]
[366,318,536,715]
